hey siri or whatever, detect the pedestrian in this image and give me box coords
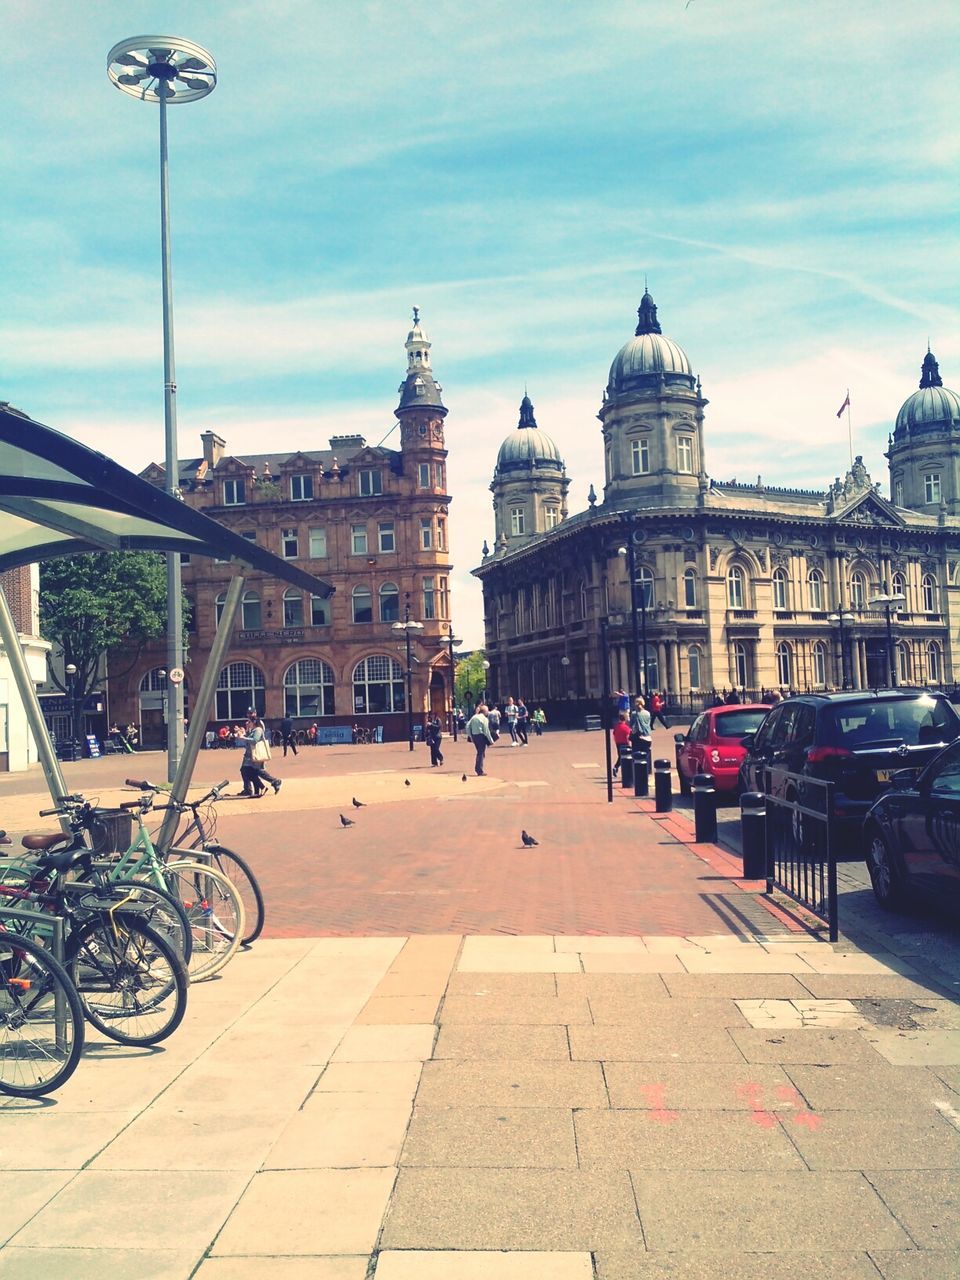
[487,703,501,741]
[616,689,630,715]
[516,698,530,745]
[466,703,494,776]
[650,691,669,730]
[237,716,282,797]
[612,711,632,775]
[630,696,652,752]
[504,696,519,745]
[532,706,546,736]
[308,722,318,745]
[426,716,444,767]
[280,714,298,757]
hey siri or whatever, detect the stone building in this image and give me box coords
[473,291,960,710]
[0,563,50,771]
[108,314,456,743]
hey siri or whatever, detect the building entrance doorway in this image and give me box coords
[865,639,889,687]
[429,669,446,719]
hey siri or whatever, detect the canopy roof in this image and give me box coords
[0,403,334,597]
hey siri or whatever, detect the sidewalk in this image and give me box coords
[0,734,957,1277]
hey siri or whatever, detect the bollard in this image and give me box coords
[740,791,767,879]
[692,772,718,842]
[654,758,673,812]
[619,745,634,789]
[633,744,650,798]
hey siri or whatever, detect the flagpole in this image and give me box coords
[846,389,852,465]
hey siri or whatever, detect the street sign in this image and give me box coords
[168,667,185,685]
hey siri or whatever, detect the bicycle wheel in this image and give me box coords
[0,930,85,1097]
[72,877,193,966]
[164,860,245,981]
[68,913,187,1046]
[201,844,265,946]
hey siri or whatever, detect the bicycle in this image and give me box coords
[126,778,265,945]
[0,920,85,1097]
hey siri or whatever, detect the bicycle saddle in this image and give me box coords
[21,832,73,852]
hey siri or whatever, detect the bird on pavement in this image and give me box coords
[352,797,365,808]
[340,814,355,827]
[404,779,411,787]
[521,830,539,847]
[461,773,468,782]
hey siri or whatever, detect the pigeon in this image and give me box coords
[404,779,411,787]
[521,830,539,847]
[461,773,468,782]
[340,814,355,827]
[352,797,365,808]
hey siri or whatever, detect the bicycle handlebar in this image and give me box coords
[125,778,153,790]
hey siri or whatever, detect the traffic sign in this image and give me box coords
[168,667,185,685]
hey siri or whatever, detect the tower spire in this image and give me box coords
[635,289,662,336]
[919,348,943,389]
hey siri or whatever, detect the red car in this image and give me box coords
[674,703,769,795]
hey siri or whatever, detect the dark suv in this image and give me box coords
[738,689,960,847]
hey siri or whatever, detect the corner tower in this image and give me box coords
[396,307,448,489]
[887,348,960,514]
[599,290,707,507]
[490,393,569,547]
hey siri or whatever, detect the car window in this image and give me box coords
[752,707,781,751]
[769,704,801,748]
[928,743,960,794]
[713,709,767,741]
[792,704,817,750]
[830,696,960,747]
[686,715,704,742]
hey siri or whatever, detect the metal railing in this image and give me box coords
[0,908,70,1050]
[763,768,838,941]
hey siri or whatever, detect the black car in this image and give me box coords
[864,739,960,911]
[738,689,960,848]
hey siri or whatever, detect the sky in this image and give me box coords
[3,1,958,648]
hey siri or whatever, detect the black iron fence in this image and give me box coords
[763,767,838,941]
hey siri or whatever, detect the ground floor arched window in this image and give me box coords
[283,658,335,717]
[216,661,265,721]
[687,644,702,690]
[927,641,943,684]
[734,641,750,687]
[352,655,405,714]
[811,640,827,688]
[776,642,793,687]
[896,642,910,685]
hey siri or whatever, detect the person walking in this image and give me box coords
[466,704,494,776]
[516,698,530,745]
[487,704,501,742]
[237,715,282,797]
[280,714,298,757]
[532,706,546,736]
[612,711,632,775]
[649,691,669,730]
[630,696,652,752]
[426,716,444,767]
[504,697,519,745]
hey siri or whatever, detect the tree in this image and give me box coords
[455,651,489,708]
[39,552,174,715]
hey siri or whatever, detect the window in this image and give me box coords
[727,565,745,609]
[379,582,400,623]
[351,524,368,555]
[636,566,654,609]
[850,570,866,608]
[223,478,245,506]
[896,642,910,684]
[812,641,827,688]
[434,462,445,490]
[241,530,256,543]
[352,586,372,623]
[438,576,449,619]
[510,508,525,536]
[436,517,446,551]
[215,592,227,626]
[928,642,942,683]
[283,588,304,628]
[310,595,331,626]
[358,469,382,496]
[894,478,904,507]
[807,569,824,611]
[241,591,261,629]
[420,518,433,550]
[631,438,649,475]
[683,568,697,609]
[284,658,335,718]
[924,473,942,504]
[216,661,265,720]
[179,552,191,565]
[688,644,703,690]
[378,521,396,553]
[422,576,436,619]
[418,463,431,489]
[308,527,327,558]
[922,574,938,613]
[772,567,789,610]
[776,642,793,686]
[282,528,299,559]
[291,474,313,501]
[892,571,907,599]
[184,595,196,632]
[353,655,405,714]
[677,436,693,474]
[544,507,560,529]
[734,641,749,687]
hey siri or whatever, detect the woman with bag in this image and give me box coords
[238,715,282,797]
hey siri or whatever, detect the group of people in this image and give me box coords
[463,697,547,776]
[611,692,672,775]
[235,712,283,798]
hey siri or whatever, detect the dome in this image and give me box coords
[894,350,960,438]
[495,395,564,474]
[396,307,445,413]
[606,291,696,400]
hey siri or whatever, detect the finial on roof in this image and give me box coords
[635,290,662,336]
[518,393,537,429]
[412,305,420,324]
[482,539,490,558]
[919,348,943,389]
[587,483,597,506]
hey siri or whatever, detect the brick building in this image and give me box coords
[0,563,51,771]
[107,314,455,744]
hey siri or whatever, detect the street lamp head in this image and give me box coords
[560,655,571,667]
[408,621,425,632]
[482,659,491,671]
[65,663,77,676]
[391,622,403,631]
[108,37,217,104]
[617,546,627,558]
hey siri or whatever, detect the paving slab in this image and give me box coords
[795,974,959,1000]
[374,1251,594,1278]
[415,1059,608,1108]
[581,953,688,973]
[588,996,749,1028]
[575,1108,806,1170]
[785,1062,950,1111]
[195,1260,368,1280]
[859,1026,960,1066]
[329,1024,436,1062]
[381,1167,645,1250]
[354,995,441,1024]
[678,951,815,974]
[728,1028,885,1064]
[401,1106,578,1168]
[433,1024,571,1060]
[735,998,860,1030]
[630,1170,911,1251]
[555,973,671,998]
[931,1065,960,1094]
[0,1172,74,1246]
[313,1061,423,1099]
[868,1250,960,1280]
[374,970,453,997]
[0,1247,203,1280]
[784,1107,960,1169]
[660,973,812,998]
[0,1111,137,1169]
[439,993,592,1025]
[864,1170,960,1249]
[91,1107,290,1171]
[156,1062,321,1112]
[788,948,917,976]
[593,1250,881,1279]
[570,1024,743,1063]
[602,1062,795,1110]
[447,973,558,996]
[264,1103,412,1168]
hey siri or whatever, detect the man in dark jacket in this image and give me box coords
[280,715,298,757]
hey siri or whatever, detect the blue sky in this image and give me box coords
[4,1,958,647]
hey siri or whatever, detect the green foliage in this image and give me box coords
[40,552,172,699]
[454,651,489,706]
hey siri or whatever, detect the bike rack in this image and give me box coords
[0,907,69,1051]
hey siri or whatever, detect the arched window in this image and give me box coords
[353,655,405,714]
[578,580,588,620]
[283,658,335,718]
[541,585,552,628]
[727,565,746,609]
[530,590,540,630]
[683,568,697,609]
[850,570,867,608]
[310,595,331,626]
[216,661,265,721]
[637,566,654,609]
[687,644,703,690]
[642,645,659,693]
[896,642,910,684]
[772,567,789,610]
[379,582,400,623]
[776,642,793,687]
[241,591,261,629]
[927,641,943,683]
[283,588,304,628]
[352,586,373,624]
[807,569,824,612]
[922,574,938,613]
[811,641,827,688]
[892,571,907,600]
[734,641,749,687]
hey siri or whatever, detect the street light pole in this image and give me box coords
[618,533,642,698]
[446,624,461,741]
[869,588,906,687]
[392,606,424,752]
[827,605,854,689]
[108,36,217,783]
[599,617,614,804]
[65,663,78,760]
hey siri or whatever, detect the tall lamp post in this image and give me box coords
[393,608,424,751]
[65,663,78,760]
[827,605,855,689]
[598,615,622,805]
[869,587,906,687]
[107,36,217,782]
[481,659,491,705]
[446,625,462,741]
[618,539,650,697]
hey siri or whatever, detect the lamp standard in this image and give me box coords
[618,540,650,697]
[446,625,462,741]
[481,659,491,705]
[392,608,424,751]
[598,616,622,804]
[827,605,855,689]
[869,588,906,686]
[65,663,78,760]
[107,36,216,782]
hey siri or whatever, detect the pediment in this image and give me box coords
[214,455,256,475]
[833,490,904,527]
[278,451,315,471]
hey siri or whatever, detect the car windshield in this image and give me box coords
[713,709,767,741]
[828,696,960,748]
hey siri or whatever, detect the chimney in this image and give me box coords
[200,431,226,468]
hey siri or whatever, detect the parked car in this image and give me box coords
[863,738,960,911]
[738,688,960,849]
[674,703,769,795]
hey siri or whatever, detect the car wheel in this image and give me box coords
[866,828,906,911]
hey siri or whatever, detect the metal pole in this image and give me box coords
[406,630,415,752]
[448,627,458,742]
[838,610,846,688]
[639,588,649,698]
[600,618,613,803]
[887,606,897,686]
[627,535,641,697]
[159,86,186,782]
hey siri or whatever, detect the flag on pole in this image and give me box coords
[836,392,850,418]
